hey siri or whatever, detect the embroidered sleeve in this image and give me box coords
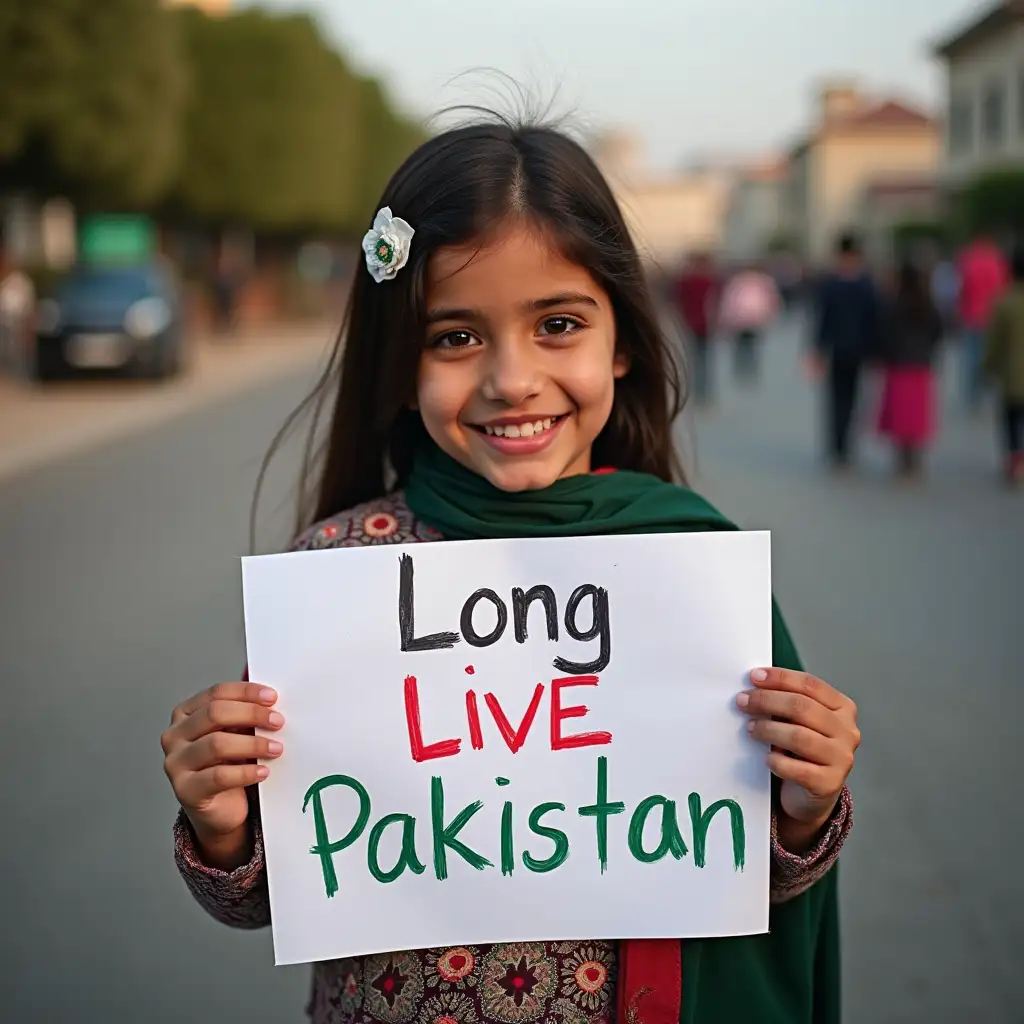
[769,785,852,904]
[173,809,270,929]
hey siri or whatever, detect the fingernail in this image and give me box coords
[267,740,283,755]
[751,669,768,682]
[747,719,756,732]
[268,711,285,728]
[259,687,277,704]
[736,692,751,708]
[256,765,269,779]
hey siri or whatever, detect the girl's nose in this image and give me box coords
[480,340,541,406]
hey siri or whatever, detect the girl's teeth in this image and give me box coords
[485,417,560,438]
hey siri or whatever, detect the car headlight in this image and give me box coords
[124,298,171,340]
[36,299,61,335]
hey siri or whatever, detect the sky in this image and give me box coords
[243,0,985,173]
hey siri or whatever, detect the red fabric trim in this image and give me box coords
[591,467,618,475]
[617,939,681,1024]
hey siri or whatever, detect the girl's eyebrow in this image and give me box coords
[425,292,599,325]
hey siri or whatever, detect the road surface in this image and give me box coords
[1,313,1020,1023]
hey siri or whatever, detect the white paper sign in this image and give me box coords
[242,532,773,967]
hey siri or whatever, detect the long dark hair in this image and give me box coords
[894,260,938,326]
[256,118,687,541]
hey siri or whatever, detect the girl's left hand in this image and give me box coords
[737,667,860,828]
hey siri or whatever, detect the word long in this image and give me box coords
[302,756,747,897]
[398,553,611,674]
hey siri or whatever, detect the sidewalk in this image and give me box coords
[0,322,334,482]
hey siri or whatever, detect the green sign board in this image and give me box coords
[78,215,155,265]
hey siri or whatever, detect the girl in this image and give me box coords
[161,121,859,1024]
[876,261,944,479]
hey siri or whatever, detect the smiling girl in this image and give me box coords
[162,120,858,1024]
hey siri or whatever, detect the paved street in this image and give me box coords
[1,313,1020,1023]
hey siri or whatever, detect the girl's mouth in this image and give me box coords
[469,414,569,454]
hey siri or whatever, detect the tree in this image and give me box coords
[958,169,1024,241]
[0,0,185,207]
[169,9,368,232]
[353,76,425,227]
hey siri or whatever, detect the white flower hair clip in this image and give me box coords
[362,206,415,283]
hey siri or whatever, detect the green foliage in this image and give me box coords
[891,219,949,257]
[0,0,185,206]
[0,3,425,233]
[958,169,1024,237]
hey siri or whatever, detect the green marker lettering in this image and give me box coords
[523,801,569,873]
[366,813,426,883]
[577,756,625,873]
[302,774,371,898]
[627,795,689,863]
[431,775,494,880]
[688,793,746,870]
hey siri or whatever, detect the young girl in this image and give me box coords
[876,261,944,479]
[161,121,859,1024]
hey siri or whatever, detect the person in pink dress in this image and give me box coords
[876,261,944,478]
[957,234,1009,411]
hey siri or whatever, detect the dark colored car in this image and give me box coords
[34,263,184,381]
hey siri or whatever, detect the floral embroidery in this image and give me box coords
[624,985,652,1024]
[365,952,424,1022]
[418,990,480,1024]
[481,944,554,1022]
[364,511,400,538]
[316,959,363,1018]
[426,946,479,990]
[560,944,615,1013]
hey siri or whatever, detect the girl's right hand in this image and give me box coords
[161,682,284,869]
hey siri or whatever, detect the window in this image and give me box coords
[950,93,974,156]
[983,79,1006,149]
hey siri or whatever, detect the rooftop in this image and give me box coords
[934,1,1024,59]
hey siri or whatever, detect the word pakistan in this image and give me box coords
[301,554,748,897]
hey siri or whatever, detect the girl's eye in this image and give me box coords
[432,330,480,350]
[538,316,583,337]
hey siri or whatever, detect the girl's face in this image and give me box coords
[418,221,627,492]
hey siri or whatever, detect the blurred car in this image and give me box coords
[33,263,184,381]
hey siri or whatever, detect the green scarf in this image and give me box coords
[405,443,841,1024]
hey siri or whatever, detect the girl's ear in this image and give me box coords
[613,350,630,379]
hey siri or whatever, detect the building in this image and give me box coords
[164,0,232,13]
[783,84,940,264]
[591,132,732,265]
[857,178,942,265]
[721,158,788,262]
[934,1,1024,186]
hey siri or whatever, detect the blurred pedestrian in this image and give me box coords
[876,261,944,480]
[718,262,780,384]
[930,253,960,336]
[0,254,35,378]
[809,232,882,471]
[982,245,1024,487]
[673,252,720,404]
[957,233,1008,412]
[160,121,858,1024]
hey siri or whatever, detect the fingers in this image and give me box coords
[176,764,270,806]
[171,681,278,725]
[767,750,850,800]
[747,718,838,764]
[749,667,848,713]
[737,685,841,738]
[170,731,284,773]
[171,699,285,746]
